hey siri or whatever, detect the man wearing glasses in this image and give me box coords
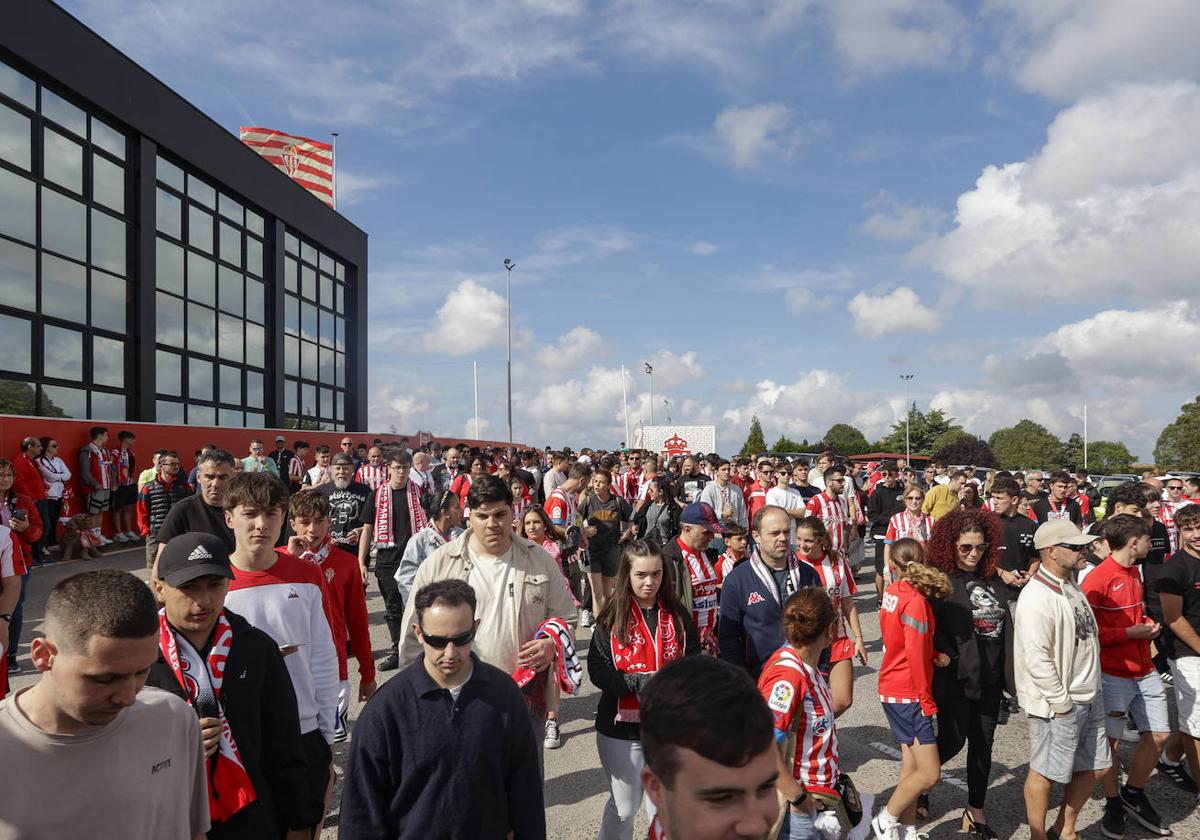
[340,579,544,838]
[241,439,279,476]
[338,437,362,470]
[746,458,775,530]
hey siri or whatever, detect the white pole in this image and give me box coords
[330,132,338,210]
[621,364,631,450]
[1083,403,1088,471]
[473,361,480,440]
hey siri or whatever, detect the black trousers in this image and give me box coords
[376,567,404,651]
[935,679,1001,809]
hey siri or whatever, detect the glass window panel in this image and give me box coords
[188,205,213,253]
[188,403,215,425]
[285,335,300,377]
[335,261,344,281]
[156,292,184,347]
[0,313,31,374]
[0,377,35,417]
[284,257,298,292]
[187,303,215,355]
[335,283,344,314]
[335,390,344,421]
[186,252,215,306]
[0,62,35,109]
[92,154,124,213]
[41,253,86,322]
[0,102,31,170]
[301,382,317,419]
[335,317,345,352]
[218,266,243,315]
[40,384,84,418]
[245,278,265,324]
[245,236,263,278]
[156,237,184,294]
[156,349,182,397]
[219,408,244,427]
[301,241,317,266]
[187,174,215,208]
[246,371,264,409]
[319,274,333,309]
[319,309,333,348]
[301,266,316,301]
[41,188,85,260]
[43,324,82,381]
[90,117,125,161]
[319,252,334,275]
[320,387,333,420]
[156,156,184,191]
[90,390,125,421]
[41,89,85,136]
[334,352,345,388]
[285,231,299,254]
[156,187,182,238]
[302,301,317,342]
[90,209,126,275]
[0,238,35,310]
[302,340,318,380]
[319,346,334,382]
[92,334,124,388]
[218,193,243,224]
[246,210,264,237]
[285,294,299,335]
[246,411,264,428]
[218,314,243,363]
[90,270,126,332]
[219,364,241,404]
[0,168,35,245]
[156,399,185,424]
[219,222,241,268]
[188,357,213,402]
[43,127,82,193]
[285,379,298,413]
[246,322,265,369]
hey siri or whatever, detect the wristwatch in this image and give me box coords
[789,790,808,809]
[0,613,11,624]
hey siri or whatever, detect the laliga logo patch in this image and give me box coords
[767,679,794,712]
[747,592,765,606]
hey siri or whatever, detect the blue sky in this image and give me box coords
[64,0,1200,460]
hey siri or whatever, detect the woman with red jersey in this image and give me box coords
[873,541,951,840]
[796,516,866,718]
[883,486,932,587]
[759,587,845,839]
[587,540,699,840]
[0,459,42,679]
[449,456,487,512]
[924,509,1009,839]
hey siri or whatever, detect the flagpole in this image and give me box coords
[331,132,338,210]
[621,364,631,449]
[473,361,480,441]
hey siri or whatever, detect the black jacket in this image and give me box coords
[866,481,906,531]
[146,609,319,839]
[931,569,1014,702]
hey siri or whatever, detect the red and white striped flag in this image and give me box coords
[238,126,334,207]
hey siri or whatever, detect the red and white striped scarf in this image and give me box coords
[610,598,683,723]
[157,610,256,822]
[676,538,719,646]
[1160,502,1179,555]
[115,448,132,485]
[373,481,428,547]
[298,534,334,565]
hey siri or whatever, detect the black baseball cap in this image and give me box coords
[158,533,234,587]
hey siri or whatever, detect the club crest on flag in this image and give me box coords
[283,144,300,177]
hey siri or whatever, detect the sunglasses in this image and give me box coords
[1167,485,1183,491]
[419,627,475,649]
[956,543,988,555]
[1054,543,1084,553]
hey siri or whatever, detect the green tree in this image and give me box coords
[988,420,1063,470]
[740,415,768,458]
[930,428,970,454]
[772,435,807,453]
[1060,433,1084,470]
[1086,441,1137,473]
[878,405,963,455]
[1155,396,1200,470]
[932,434,997,467]
[820,423,870,455]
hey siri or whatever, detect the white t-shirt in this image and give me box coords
[467,546,520,673]
[766,486,805,546]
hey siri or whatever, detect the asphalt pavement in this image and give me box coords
[10,543,1200,839]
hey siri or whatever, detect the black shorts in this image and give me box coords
[873,535,886,576]
[585,545,620,577]
[300,729,333,828]
[114,484,138,508]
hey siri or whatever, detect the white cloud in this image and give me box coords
[522,225,636,273]
[785,287,833,314]
[333,167,393,208]
[988,0,1200,100]
[861,192,946,242]
[643,350,706,390]
[420,279,530,355]
[712,103,800,169]
[847,286,938,337]
[919,82,1200,306]
[688,240,719,256]
[820,0,969,77]
[534,326,608,376]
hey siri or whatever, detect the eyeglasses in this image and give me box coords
[956,543,988,555]
[1167,485,1184,491]
[419,627,475,649]
[341,441,353,446]
[904,495,923,501]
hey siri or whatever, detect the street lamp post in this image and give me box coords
[503,259,515,445]
[900,374,914,464]
[644,362,654,425]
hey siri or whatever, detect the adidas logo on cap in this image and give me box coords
[187,544,213,562]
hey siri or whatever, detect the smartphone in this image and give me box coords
[11,509,27,521]
[279,643,303,657]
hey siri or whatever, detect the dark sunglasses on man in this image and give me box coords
[419,627,475,649]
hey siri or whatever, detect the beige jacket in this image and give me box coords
[398,529,579,669]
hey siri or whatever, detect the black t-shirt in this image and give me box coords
[1154,549,1200,659]
[675,473,710,505]
[1030,497,1082,526]
[996,512,1038,601]
[791,484,821,502]
[579,493,631,556]
[156,494,236,553]
[317,481,370,543]
[359,486,414,568]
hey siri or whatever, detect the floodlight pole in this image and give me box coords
[901,374,915,463]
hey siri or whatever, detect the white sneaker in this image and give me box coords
[579,609,594,628]
[113,533,130,543]
[544,718,561,749]
[97,535,113,546]
[126,531,142,542]
[871,813,900,840]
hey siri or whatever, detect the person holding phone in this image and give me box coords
[0,459,42,676]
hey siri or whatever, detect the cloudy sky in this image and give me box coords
[66,0,1200,458]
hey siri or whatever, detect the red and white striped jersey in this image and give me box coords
[758,645,839,796]
[355,463,390,491]
[806,492,848,553]
[288,455,306,485]
[885,511,932,545]
[800,552,856,650]
[614,468,642,502]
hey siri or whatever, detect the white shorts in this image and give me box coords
[1100,671,1169,737]
[1171,658,1200,738]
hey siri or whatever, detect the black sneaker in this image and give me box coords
[1120,787,1171,836]
[1101,799,1125,840]
[1157,759,1199,793]
[378,652,400,671]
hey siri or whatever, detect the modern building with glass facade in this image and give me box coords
[1,1,368,431]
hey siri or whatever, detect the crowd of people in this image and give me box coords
[1,430,1199,840]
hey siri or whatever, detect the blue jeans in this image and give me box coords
[778,809,818,839]
[8,571,30,665]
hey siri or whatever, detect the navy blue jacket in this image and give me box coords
[718,558,820,678]
[339,653,546,840]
